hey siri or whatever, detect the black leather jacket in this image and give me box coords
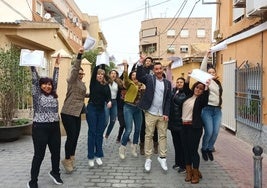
[168,83,191,131]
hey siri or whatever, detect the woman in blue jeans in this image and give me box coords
[200,51,223,161]
[118,60,144,160]
[104,70,123,145]
[86,64,111,168]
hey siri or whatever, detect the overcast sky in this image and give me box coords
[74,0,216,64]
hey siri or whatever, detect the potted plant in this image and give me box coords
[0,45,32,141]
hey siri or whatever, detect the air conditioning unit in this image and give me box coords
[233,0,246,8]
[72,17,78,23]
[179,48,188,53]
[246,0,267,17]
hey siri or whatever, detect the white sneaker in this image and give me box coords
[157,157,168,171]
[131,144,138,157]
[119,145,126,159]
[95,158,103,166]
[144,159,152,172]
[88,159,94,168]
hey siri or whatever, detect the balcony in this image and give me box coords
[233,0,246,8]
[42,0,66,23]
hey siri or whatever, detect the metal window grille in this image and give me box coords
[235,61,262,131]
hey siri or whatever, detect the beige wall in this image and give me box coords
[171,61,202,87]
[215,1,267,125]
[140,17,212,65]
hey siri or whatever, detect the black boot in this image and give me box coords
[207,150,214,161]
[201,149,208,161]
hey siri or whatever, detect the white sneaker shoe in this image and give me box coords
[119,145,126,159]
[144,159,152,172]
[157,157,168,171]
[131,144,138,157]
[88,159,94,168]
[95,158,103,166]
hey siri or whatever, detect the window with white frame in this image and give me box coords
[36,1,42,15]
[197,29,206,38]
[180,44,188,53]
[180,29,189,38]
[167,29,175,37]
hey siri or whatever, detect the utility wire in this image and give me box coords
[159,0,201,58]
[0,0,29,20]
[90,0,171,24]
[160,0,188,35]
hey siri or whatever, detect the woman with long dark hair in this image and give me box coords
[27,54,63,188]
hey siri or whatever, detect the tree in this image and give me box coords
[0,45,31,126]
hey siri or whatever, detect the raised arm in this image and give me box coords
[68,47,84,83]
[200,50,210,72]
[122,60,130,88]
[31,66,40,97]
[52,53,60,91]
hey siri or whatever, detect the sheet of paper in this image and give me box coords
[19,49,45,67]
[190,69,214,84]
[96,52,110,66]
[83,35,96,51]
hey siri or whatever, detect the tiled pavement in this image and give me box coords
[0,120,266,188]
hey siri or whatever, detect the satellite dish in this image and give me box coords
[44,13,51,20]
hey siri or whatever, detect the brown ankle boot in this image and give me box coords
[191,168,200,184]
[153,142,158,154]
[139,142,145,155]
[185,165,192,182]
[198,169,202,179]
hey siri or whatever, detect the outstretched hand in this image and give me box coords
[79,47,84,54]
[55,53,61,67]
[139,54,146,64]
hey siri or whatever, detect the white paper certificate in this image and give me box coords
[190,69,214,84]
[19,49,45,67]
[96,52,110,66]
[83,35,96,51]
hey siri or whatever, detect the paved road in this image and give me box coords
[0,120,266,188]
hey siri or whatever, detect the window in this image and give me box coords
[236,62,262,130]
[180,29,189,38]
[233,8,245,23]
[142,27,157,38]
[167,29,175,37]
[36,1,42,15]
[167,45,175,54]
[180,45,188,53]
[197,29,206,38]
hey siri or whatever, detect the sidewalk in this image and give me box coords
[214,127,267,188]
[0,120,266,188]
